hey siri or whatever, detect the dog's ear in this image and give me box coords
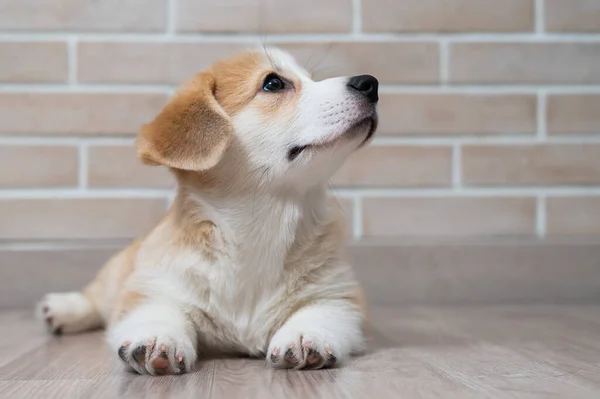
[137,72,233,171]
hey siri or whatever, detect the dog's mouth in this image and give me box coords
[287,116,377,161]
[355,116,378,147]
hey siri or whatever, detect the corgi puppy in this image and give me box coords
[38,47,378,375]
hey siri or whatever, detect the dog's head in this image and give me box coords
[137,47,378,192]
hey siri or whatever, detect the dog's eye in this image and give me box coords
[263,74,285,92]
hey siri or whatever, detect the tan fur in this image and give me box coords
[171,193,221,262]
[73,185,364,348]
[211,51,301,119]
[82,240,141,321]
[39,48,374,374]
[212,51,266,116]
[112,290,147,325]
[137,72,233,171]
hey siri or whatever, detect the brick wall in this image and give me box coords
[1,0,600,241]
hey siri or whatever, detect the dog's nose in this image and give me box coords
[347,75,379,103]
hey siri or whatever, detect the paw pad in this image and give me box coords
[41,304,63,335]
[268,337,338,370]
[117,338,189,375]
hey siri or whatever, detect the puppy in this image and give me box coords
[37,47,379,375]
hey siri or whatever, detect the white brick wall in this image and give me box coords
[1,0,600,240]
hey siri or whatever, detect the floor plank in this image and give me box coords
[0,305,599,398]
[0,381,93,399]
[0,312,48,369]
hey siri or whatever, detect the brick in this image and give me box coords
[0,93,167,135]
[0,0,165,31]
[78,42,248,84]
[0,146,78,188]
[332,145,452,187]
[0,42,67,83]
[0,198,166,240]
[176,0,352,33]
[450,43,600,84]
[363,197,536,236]
[377,94,536,135]
[548,95,600,135]
[462,144,600,186]
[545,0,600,32]
[88,145,174,188]
[78,41,439,85]
[363,0,533,33]
[547,197,600,235]
[280,42,439,84]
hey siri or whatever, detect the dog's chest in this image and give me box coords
[180,251,290,353]
[151,199,307,353]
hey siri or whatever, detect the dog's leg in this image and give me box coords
[267,300,365,370]
[107,301,198,375]
[36,291,103,335]
[36,257,115,335]
[36,241,142,335]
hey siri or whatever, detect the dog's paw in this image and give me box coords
[116,336,194,375]
[110,326,196,375]
[36,292,97,335]
[267,331,339,370]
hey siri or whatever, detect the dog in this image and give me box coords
[37,47,379,375]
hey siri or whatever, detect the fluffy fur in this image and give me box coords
[37,47,378,375]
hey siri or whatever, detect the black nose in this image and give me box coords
[347,75,379,103]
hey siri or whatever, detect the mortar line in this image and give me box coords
[77,143,88,189]
[452,144,462,188]
[536,196,547,237]
[535,0,545,35]
[352,0,362,34]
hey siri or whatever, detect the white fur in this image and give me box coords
[108,303,197,374]
[38,292,102,334]
[268,300,366,369]
[38,47,376,374]
[233,48,376,191]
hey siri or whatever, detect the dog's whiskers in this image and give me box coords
[307,42,336,78]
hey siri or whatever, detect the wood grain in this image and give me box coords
[0,305,599,398]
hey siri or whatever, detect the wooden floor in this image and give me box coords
[1,305,600,398]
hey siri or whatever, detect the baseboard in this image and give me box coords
[350,237,600,306]
[1,237,599,309]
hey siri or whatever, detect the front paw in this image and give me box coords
[109,325,196,375]
[267,331,339,370]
